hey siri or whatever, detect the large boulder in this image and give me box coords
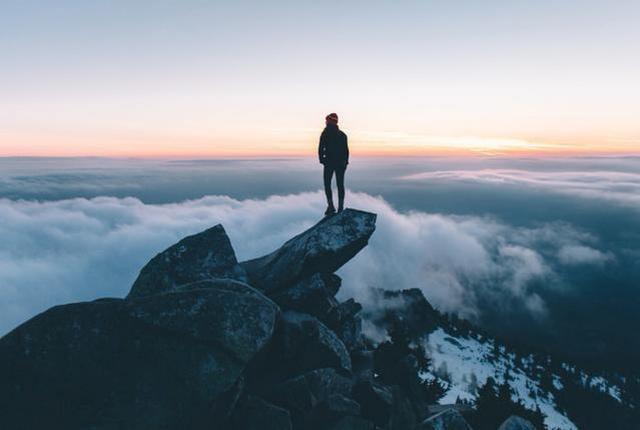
[241,209,376,293]
[276,310,352,374]
[264,368,353,428]
[126,280,278,362]
[128,224,248,298]
[498,415,538,430]
[0,282,278,429]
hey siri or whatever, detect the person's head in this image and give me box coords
[325,113,338,126]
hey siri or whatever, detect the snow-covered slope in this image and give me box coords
[421,327,622,430]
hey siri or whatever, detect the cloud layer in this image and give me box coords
[399,169,640,209]
[0,192,611,335]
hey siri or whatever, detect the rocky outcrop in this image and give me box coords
[0,280,278,429]
[0,209,379,429]
[497,415,537,430]
[128,224,248,298]
[0,206,544,430]
[241,209,376,293]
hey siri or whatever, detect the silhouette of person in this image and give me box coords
[318,113,349,215]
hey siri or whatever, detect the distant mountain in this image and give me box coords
[364,288,639,430]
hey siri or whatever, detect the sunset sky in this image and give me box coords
[1,0,639,157]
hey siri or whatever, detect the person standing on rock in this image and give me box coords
[318,112,349,215]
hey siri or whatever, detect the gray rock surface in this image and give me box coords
[0,281,278,429]
[269,273,340,318]
[498,415,538,430]
[265,368,353,429]
[128,224,247,298]
[277,310,352,373]
[420,407,473,430]
[326,298,364,351]
[241,209,376,292]
[267,368,353,407]
[126,280,278,362]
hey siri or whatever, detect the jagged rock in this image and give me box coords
[269,273,341,318]
[326,298,364,351]
[128,224,248,298]
[327,298,362,325]
[241,209,376,293]
[498,415,537,430]
[327,416,375,430]
[231,395,292,430]
[0,282,278,429]
[352,380,394,427]
[265,368,353,428]
[419,407,473,430]
[300,367,354,402]
[276,310,352,373]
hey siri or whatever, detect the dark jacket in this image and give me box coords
[318,124,349,167]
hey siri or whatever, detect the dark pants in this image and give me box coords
[323,164,346,209]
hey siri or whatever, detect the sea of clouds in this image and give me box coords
[0,191,612,336]
[399,168,640,210]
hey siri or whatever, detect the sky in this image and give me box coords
[1,0,639,157]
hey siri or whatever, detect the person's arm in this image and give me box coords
[344,133,349,166]
[318,132,326,164]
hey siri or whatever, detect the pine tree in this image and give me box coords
[469,378,547,430]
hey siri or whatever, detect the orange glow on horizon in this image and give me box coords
[1,130,638,159]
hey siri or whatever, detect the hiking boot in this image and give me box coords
[325,206,336,216]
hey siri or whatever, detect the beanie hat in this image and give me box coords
[325,113,339,124]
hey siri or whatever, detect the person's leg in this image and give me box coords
[336,166,346,211]
[323,165,335,212]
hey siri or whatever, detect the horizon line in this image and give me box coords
[1,151,639,160]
